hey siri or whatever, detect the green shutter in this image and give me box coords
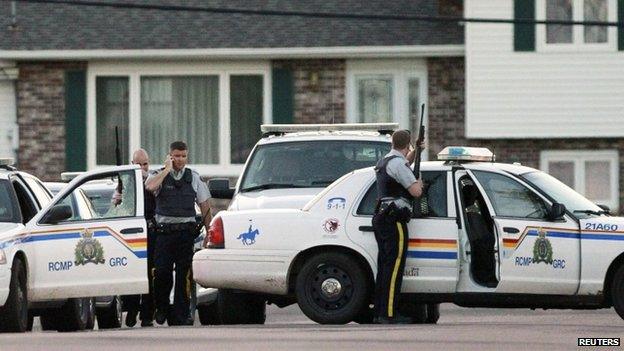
[65,70,87,172]
[272,67,294,124]
[514,0,536,51]
[619,0,624,50]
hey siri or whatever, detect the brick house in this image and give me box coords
[1,0,624,213]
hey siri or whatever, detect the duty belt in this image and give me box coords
[156,222,196,233]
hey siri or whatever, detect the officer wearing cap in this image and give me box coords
[145,141,211,326]
[373,130,423,324]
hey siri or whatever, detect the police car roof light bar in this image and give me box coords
[0,158,16,171]
[437,146,496,162]
[261,123,399,136]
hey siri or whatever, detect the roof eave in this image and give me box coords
[0,45,464,60]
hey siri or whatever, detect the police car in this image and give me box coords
[0,160,147,332]
[194,147,624,324]
[201,123,393,324]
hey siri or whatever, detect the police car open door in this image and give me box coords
[25,166,147,300]
[463,169,580,295]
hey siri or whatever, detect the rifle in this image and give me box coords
[114,126,122,166]
[412,103,426,180]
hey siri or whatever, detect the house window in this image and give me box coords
[356,76,393,123]
[96,77,129,165]
[89,62,270,176]
[540,150,619,210]
[346,60,428,132]
[140,76,220,165]
[539,0,615,49]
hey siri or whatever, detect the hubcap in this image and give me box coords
[321,278,342,298]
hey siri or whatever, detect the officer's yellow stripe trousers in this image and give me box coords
[387,222,405,318]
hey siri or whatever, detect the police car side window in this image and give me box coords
[356,171,449,217]
[472,171,549,219]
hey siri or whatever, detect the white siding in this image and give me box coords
[465,0,624,139]
[0,80,16,158]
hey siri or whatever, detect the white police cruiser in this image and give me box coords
[0,160,147,332]
[194,147,624,324]
[201,123,393,324]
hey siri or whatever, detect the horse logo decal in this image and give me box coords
[237,225,260,245]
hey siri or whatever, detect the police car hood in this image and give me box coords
[0,222,24,239]
[230,188,322,210]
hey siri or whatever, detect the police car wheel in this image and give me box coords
[56,297,90,332]
[611,264,624,320]
[97,296,123,329]
[0,258,28,332]
[425,303,440,324]
[198,301,221,325]
[295,253,369,325]
[218,290,266,325]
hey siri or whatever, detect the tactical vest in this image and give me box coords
[155,168,196,217]
[375,155,412,201]
[144,187,156,220]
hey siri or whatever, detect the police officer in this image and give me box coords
[145,141,211,326]
[123,149,157,327]
[372,130,423,324]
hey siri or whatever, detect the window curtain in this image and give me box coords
[141,76,219,164]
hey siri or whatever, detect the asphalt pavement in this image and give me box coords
[1,304,623,351]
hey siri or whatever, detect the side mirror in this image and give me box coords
[548,202,566,221]
[597,204,611,214]
[42,204,73,224]
[208,178,235,200]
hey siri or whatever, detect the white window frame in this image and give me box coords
[346,59,429,158]
[87,61,272,177]
[536,0,617,52]
[540,150,619,210]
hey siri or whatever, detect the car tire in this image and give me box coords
[56,297,90,332]
[40,311,58,331]
[611,264,624,320]
[198,301,221,325]
[96,295,123,329]
[425,303,440,324]
[218,290,266,325]
[295,252,370,325]
[0,257,28,332]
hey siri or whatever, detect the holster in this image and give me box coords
[377,202,411,223]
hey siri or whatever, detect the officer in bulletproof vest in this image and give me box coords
[145,141,211,326]
[372,130,423,324]
[121,149,157,327]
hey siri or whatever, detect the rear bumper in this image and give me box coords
[192,249,295,295]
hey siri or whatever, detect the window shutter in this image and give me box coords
[271,67,294,124]
[619,0,624,50]
[65,70,87,171]
[514,0,536,51]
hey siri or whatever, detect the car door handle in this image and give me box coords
[503,227,519,234]
[359,226,374,232]
[120,227,144,235]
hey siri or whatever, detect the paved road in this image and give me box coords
[1,304,623,351]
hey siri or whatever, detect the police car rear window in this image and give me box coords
[0,180,22,223]
[240,140,391,191]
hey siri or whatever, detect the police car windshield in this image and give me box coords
[0,180,21,223]
[240,140,391,192]
[522,171,604,219]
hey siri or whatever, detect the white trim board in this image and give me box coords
[0,45,465,60]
